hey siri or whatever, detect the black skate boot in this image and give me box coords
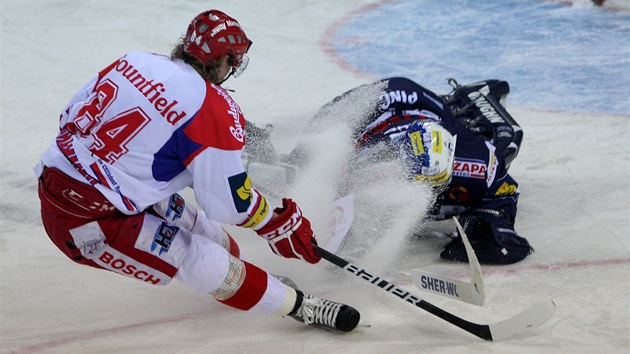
[289,290,360,333]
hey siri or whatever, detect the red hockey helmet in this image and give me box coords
[183,10,252,77]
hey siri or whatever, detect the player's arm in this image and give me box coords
[182,90,320,264]
[383,77,453,118]
[188,147,321,264]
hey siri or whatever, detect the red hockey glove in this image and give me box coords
[255,198,321,264]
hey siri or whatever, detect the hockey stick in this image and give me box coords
[313,243,556,341]
[324,194,354,254]
[327,198,485,305]
[403,217,485,305]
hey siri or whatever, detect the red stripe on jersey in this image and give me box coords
[183,82,246,153]
[120,195,138,212]
[90,162,109,187]
[218,261,268,311]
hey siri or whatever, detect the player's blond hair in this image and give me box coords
[170,41,223,84]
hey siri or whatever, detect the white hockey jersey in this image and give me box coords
[36,52,272,230]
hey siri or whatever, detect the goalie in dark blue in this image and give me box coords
[334,77,533,264]
[247,77,533,265]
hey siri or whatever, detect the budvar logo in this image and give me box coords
[212,85,244,142]
[99,251,162,284]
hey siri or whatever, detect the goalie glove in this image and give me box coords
[256,198,321,264]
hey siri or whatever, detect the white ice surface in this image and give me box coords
[1,1,628,353]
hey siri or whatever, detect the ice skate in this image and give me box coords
[289,290,360,333]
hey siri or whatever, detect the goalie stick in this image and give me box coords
[401,217,486,305]
[313,243,556,341]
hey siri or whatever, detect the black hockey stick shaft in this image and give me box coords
[313,243,493,340]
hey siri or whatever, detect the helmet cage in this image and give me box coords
[228,43,251,78]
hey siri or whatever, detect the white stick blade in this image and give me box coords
[453,217,486,303]
[489,299,557,341]
[325,194,354,254]
[410,269,485,305]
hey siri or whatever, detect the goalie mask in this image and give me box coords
[184,10,253,78]
[400,121,457,193]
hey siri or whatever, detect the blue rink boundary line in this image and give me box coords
[321,0,630,116]
[9,256,630,354]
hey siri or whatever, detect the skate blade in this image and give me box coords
[358,319,371,328]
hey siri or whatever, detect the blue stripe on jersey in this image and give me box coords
[152,119,202,182]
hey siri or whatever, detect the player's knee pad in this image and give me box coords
[214,257,269,311]
[211,254,247,301]
[440,209,533,264]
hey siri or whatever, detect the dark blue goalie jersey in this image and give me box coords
[343,77,520,222]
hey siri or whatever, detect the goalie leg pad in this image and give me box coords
[440,210,533,264]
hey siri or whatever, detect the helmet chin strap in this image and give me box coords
[216,70,234,85]
[217,56,245,85]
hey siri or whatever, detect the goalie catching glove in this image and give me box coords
[256,198,321,264]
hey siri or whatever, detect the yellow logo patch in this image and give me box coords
[409,130,424,156]
[236,177,252,201]
[495,182,517,196]
[432,130,442,153]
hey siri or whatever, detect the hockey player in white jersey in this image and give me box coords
[35,9,360,333]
